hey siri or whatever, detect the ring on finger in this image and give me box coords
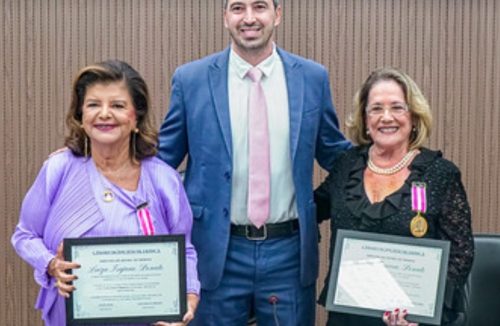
[56,279,64,289]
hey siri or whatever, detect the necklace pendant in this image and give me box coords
[103,188,114,202]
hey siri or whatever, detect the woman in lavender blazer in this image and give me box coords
[11,60,199,326]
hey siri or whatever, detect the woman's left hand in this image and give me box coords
[382,308,419,326]
[153,293,199,325]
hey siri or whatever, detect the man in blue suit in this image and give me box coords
[158,0,350,324]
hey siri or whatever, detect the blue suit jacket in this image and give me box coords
[158,47,350,290]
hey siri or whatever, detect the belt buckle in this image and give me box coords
[245,224,267,240]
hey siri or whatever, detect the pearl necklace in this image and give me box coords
[367,148,417,175]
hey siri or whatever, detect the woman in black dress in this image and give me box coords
[315,68,473,326]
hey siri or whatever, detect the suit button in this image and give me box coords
[223,208,229,217]
[224,172,231,181]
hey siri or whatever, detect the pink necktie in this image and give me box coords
[247,67,271,229]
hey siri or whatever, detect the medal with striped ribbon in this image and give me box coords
[410,182,428,238]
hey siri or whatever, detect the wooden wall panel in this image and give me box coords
[1,0,499,324]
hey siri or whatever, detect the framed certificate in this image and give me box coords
[64,235,186,325]
[325,230,450,325]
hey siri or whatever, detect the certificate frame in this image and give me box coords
[64,235,186,325]
[325,229,450,325]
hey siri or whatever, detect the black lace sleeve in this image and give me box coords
[314,150,352,224]
[314,173,333,224]
[437,167,474,285]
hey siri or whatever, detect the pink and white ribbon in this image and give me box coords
[137,203,155,236]
[411,182,427,213]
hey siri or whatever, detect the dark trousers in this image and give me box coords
[191,234,315,326]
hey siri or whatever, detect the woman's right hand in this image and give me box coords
[153,293,199,325]
[382,308,419,326]
[47,243,80,298]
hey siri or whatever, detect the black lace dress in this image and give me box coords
[315,146,474,326]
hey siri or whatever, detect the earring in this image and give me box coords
[84,135,89,157]
[132,128,139,159]
[366,130,370,135]
[80,124,89,157]
[412,126,417,132]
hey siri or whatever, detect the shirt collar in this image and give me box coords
[229,44,278,80]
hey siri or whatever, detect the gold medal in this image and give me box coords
[410,212,428,237]
[103,189,114,202]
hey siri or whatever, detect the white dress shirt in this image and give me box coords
[228,46,298,225]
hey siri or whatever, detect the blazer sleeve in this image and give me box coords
[11,155,66,288]
[158,169,200,295]
[158,68,189,168]
[315,69,351,171]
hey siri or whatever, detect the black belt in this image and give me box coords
[230,220,299,240]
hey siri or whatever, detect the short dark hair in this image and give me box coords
[65,60,158,160]
[224,0,279,9]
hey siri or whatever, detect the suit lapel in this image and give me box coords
[279,48,303,162]
[208,48,232,158]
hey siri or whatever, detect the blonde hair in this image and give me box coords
[347,67,432,150]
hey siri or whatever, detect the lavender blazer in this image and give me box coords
[12,150,199,325]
